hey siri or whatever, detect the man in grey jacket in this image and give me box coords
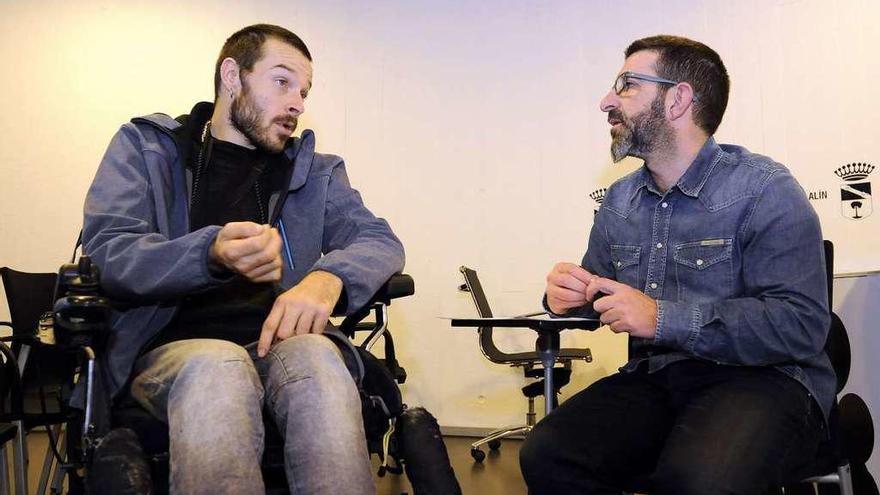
[83,24,404,494]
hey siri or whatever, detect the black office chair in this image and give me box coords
[776,241,877,495]
[0,267,77,495]
[457,266,593,462]
[627,241,877,495]
[0,344,22,495]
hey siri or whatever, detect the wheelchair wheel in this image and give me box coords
[470,447,486,463]
[487,439,502,451]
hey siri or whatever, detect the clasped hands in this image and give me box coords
[210,221,343,357]
[546,262,657,339]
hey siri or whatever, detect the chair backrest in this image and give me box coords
[1,267,58,337]
[823,240,834,308]
[823,241,876,489]
[459,266,560,365]
[0,267,75,412]
[459,266,493,318]
[822,241,851,393]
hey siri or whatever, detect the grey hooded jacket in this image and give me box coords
[82,103,405,400]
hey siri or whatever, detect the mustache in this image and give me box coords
[607,109,626,125]
[273,116,298,127]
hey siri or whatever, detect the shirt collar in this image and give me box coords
[674,137,722,198]
[625,137,722,203]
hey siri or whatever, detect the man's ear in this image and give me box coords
[219,57,241,97]
[667,82,697,121]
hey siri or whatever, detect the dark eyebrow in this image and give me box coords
[271,63,295,72]
[269,64,312,90]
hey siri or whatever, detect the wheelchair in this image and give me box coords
[8,256,460,495]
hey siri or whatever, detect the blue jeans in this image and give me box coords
[129,335,375,495]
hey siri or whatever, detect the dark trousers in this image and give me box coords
[519,360,825,495]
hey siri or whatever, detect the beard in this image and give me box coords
[609,93,673,163]
[230,80,298,153]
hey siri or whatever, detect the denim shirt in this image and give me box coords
[572,138,834,421]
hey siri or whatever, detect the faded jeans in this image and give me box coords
[129,335,375,495]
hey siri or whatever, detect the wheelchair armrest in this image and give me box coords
[334,273,415,316]
[337,274,414,337]
[372,273,415,305]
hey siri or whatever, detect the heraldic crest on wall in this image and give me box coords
[835,163,874,220]
[589,188,606,215]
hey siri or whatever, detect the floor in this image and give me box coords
[17,431,526,494]
[374,436,526,495]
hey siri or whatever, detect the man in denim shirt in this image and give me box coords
[520,36,832,494]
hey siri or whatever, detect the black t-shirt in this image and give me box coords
[147,135,289,351]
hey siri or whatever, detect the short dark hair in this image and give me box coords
[214,24,312,98]
[625,35,729,135]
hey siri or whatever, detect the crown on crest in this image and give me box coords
[589,188,607,204]
[835,163,875,181]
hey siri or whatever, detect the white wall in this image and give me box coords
[1,0,878,477]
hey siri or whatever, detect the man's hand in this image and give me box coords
[210,222,282,283]
[585,277,657,338]
[257,270,343,357]
[545,262,596,315]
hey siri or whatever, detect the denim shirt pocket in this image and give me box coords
[673,238,733,302]
[610,244,641,287]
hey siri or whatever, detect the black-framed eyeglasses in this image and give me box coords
[613,71,697,101]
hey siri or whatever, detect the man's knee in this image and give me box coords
[262,334,357,404]
[267,334,348,378]
[177,339,251,365]
[132,339,262,417]
[175,340,260,390]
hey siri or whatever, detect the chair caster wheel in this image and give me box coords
[470,447,486,463]
[487,439,502,451]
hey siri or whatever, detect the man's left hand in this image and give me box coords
[584,277,657,339]
[257,271,343,357]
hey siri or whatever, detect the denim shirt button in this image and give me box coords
[617,261,622,267]
[656,242,663,249]
[696,259,704,266]
[661,202,668,208]
[650,282,658,289]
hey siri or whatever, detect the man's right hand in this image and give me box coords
[546,262,595,314]
[210,222,282,283]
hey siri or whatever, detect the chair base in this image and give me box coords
[796,463,853,495]
[470,425,531,450]
[469,425,531,463]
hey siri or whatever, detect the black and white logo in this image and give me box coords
[589,188,606,215]
[835,163,874,220]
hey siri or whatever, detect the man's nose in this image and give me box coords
[599,89,618,113]
[288,93,305,115]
